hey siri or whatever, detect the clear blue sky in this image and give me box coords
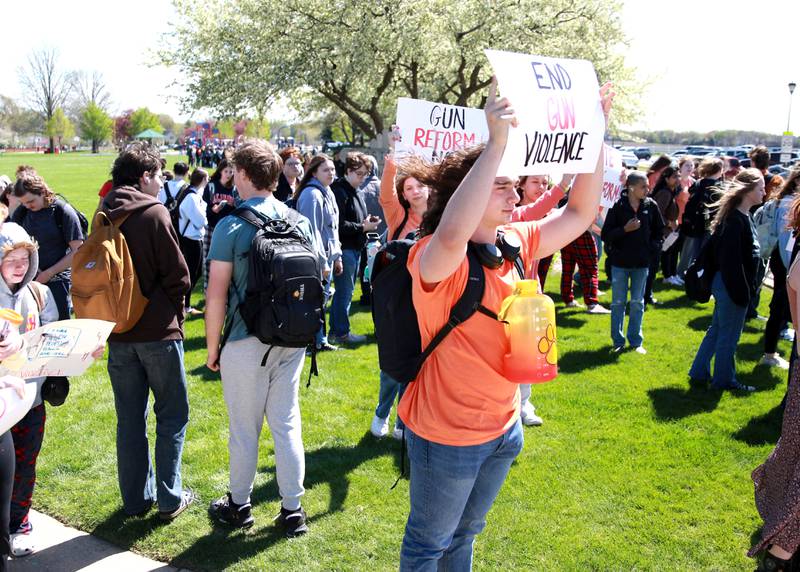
[2,0,799,134]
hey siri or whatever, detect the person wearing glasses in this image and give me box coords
[329,152,381,344]
[276,147,303,203]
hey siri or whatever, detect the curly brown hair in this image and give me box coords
[398,145,485,237]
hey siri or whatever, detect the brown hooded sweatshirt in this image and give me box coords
[102,186,190,343]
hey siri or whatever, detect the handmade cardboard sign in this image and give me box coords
[394,97,489,160]
[0,384,36,434]
[0,319,114,379]
[600,145,624,208]
[485,49,605,176]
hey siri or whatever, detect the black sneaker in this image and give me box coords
[209,493,255,528]
[274,506,308,537]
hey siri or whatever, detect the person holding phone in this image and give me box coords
[601,171,665,354]
[329,152,381,344]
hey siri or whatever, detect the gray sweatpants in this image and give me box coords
[220,336,306,510]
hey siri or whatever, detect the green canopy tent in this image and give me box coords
[134,128,165,141]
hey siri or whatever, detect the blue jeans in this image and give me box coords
[46,278,72,320]
[689,273,748,388]
[610,266,648,348]
[107,340,189,514]
[315,278,333,347]
[400,420,524,571]
[330,249,360,337]
[375,371,406,429]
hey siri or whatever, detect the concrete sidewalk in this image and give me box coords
[7,510,188,572]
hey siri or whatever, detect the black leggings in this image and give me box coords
[765,250,790,354]
[179,236,203,309]
[0,431,14,568]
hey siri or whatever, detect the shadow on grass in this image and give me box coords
[648,381,723,421]
[733,403,783,446]
[558,347,620,374]
[90,507,173,555]
[750,526,764,556]
[190,364,220,382]
[168,433,399,570]
[687,316,712,332]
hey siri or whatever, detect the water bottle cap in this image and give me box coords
[514,279,539,295]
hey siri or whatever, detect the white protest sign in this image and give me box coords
[485,50,605,177]
[0,319,114,379]
[600,145,623,208]
[0,383,36,434]
[395,97,489,160]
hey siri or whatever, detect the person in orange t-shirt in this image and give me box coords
[396,79,615,571]
[379,149,429,242]
[370,134,431,440]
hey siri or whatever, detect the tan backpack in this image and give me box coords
[71,212,148,333]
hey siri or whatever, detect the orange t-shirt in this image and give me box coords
[397,221,540,446]
[380,158,422,240]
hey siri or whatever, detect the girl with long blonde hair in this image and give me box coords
[688,168,765,391]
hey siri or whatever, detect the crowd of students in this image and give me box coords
[0,82,799,569]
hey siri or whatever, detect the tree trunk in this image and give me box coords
[48,136,55,153]
[92,139,99,154]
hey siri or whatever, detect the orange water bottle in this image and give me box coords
[499,279,557,383]
[0,309,25,371]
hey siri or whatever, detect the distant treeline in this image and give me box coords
[624,130,784,147]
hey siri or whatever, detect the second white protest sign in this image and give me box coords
[395,97,489,161]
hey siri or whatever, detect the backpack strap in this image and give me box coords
[391,209,410,241]
[415,249,487,371]
[27,281,47,314]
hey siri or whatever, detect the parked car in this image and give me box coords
[620,149,639,167]
[768,164,790,179]
[686,145,716,156]
[633,147,652,160]
[770,151,799,165]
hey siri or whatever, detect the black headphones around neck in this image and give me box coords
[469,230,521,269]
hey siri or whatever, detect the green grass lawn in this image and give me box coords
[0,152,786,570]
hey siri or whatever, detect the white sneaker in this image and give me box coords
[586,303,611,314]
[673,276,685,286]
[633,346,647,355]
[780,328,796,342]
[370,414,390,438]
[391,424,404,440]
[760,353,790,370]
[520,402,543,426]
[564,300,583,308]
[10,531,35,557]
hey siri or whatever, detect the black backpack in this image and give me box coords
[14,196,89,238]
[681,183,706,237]
[164,182,193,235]
[684,235,717,303]
[223,207,324,376]
[371,239,523,385]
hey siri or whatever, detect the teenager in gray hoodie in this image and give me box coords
[0,221,58,558]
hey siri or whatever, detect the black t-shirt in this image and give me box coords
[15,200,84,279]
[203,181,237,228]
